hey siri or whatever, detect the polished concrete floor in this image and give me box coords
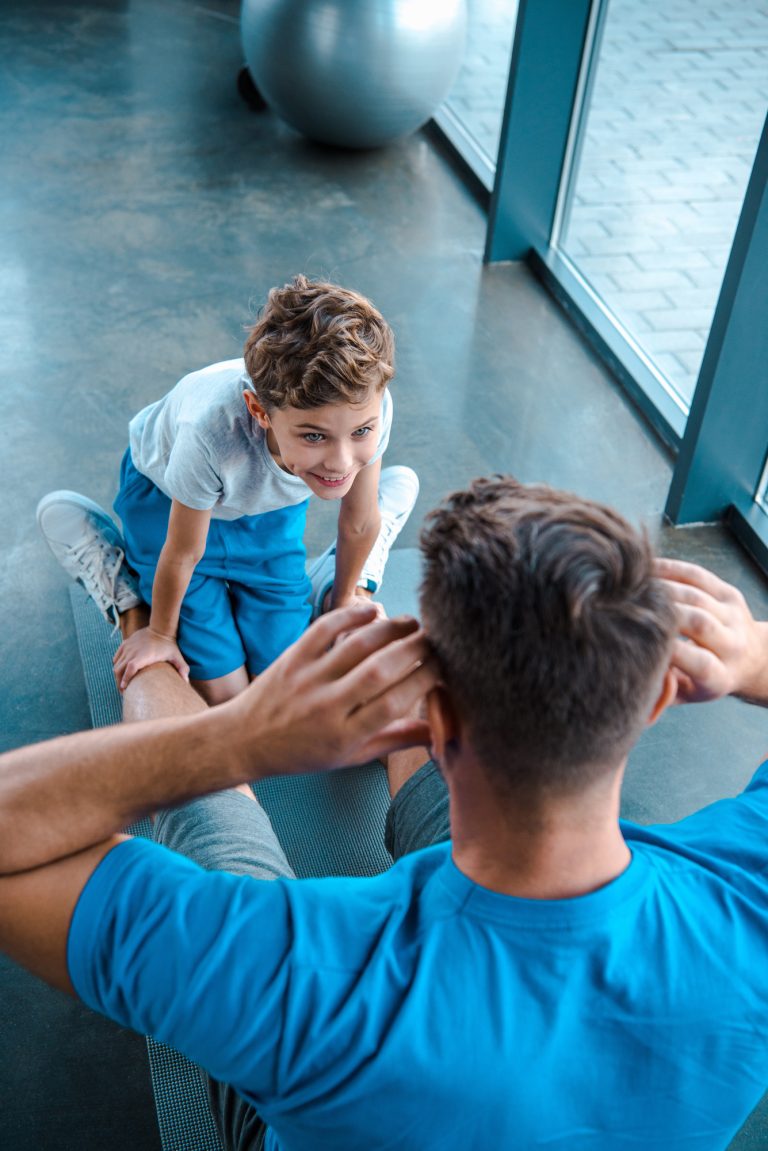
[2,1,768,1148]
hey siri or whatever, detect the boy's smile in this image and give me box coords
[244,391,383,500]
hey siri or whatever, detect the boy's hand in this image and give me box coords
[656,558,768,706]
[329,591,387,644]
[113,627,190,693]
[338,590,387,618]
[325,585,387,617]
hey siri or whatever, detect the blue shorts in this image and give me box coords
[114,450,312,681]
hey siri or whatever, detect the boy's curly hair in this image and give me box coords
[244,275,395,410]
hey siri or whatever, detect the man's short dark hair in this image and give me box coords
[419,477,676,793]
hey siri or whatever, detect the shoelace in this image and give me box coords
[67,532,126,627]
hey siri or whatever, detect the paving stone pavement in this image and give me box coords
[446,0,768,410]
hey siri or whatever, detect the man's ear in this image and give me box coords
[243,391,271,429]
[647,667,677,728]
[426,684,460,765]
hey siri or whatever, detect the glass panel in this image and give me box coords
[556,0,768,414]
[440,0,519,179]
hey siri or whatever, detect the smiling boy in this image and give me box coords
[37,276,418,705]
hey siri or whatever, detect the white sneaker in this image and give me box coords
[306,541,338,619]
[36,490,142,627]
[307,466,419,618]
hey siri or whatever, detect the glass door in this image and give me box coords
[435,0,519,188]
[552,0,768,419]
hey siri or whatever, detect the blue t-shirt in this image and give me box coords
[68,763,768,1150]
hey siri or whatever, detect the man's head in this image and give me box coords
[419,477,676,794]
[244,275,394,411]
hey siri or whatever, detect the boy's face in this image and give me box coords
[244,392,383,500]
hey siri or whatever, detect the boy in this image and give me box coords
[37,276,418,704]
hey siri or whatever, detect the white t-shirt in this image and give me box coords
[129,359,393,522]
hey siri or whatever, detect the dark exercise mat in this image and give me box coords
[68,547,422,1151]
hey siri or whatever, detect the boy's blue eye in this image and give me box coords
[303,432,325,443]
[352,426,372,438]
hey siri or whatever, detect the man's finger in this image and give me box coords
[668,637,722,694]
[659,578,724,618]
[322,616,423,681]
[349,659,439,736]
[292,602,381,661]
[335,632,435,713]
[672,603,731,653]
[354,718,433,764]
[670,667,697,705]
[655,558,739,605]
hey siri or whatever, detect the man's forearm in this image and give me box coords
[0,706,239,874]
[0,608,436,875]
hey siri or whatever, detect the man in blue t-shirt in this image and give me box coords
[2,476,768,1150]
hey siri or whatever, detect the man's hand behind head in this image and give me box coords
[656,558,768,707]
[224,603,438,777]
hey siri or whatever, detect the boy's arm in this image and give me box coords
[330,459,382,609]
[114,500,212,690]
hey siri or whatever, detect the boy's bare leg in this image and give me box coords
[118,613,281,1150]
[191,667,251,707]
[121,602,251,710]
[120,603,149,640]
[119,605,252,798]
[119,605,204,721]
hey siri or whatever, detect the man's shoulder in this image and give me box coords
[622,758,768,888]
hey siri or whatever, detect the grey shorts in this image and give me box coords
[153,759,449,1151]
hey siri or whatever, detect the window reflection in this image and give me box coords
[438,0,519,182]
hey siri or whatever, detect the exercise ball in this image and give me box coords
[240,0,467,149]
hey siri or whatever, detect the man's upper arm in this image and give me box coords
[0,836,127,995]
[67,837,294,1096]
[627,759,768,888]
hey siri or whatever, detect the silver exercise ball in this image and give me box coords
[240,0,467,149]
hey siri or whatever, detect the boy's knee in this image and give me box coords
[191,666,250,706]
